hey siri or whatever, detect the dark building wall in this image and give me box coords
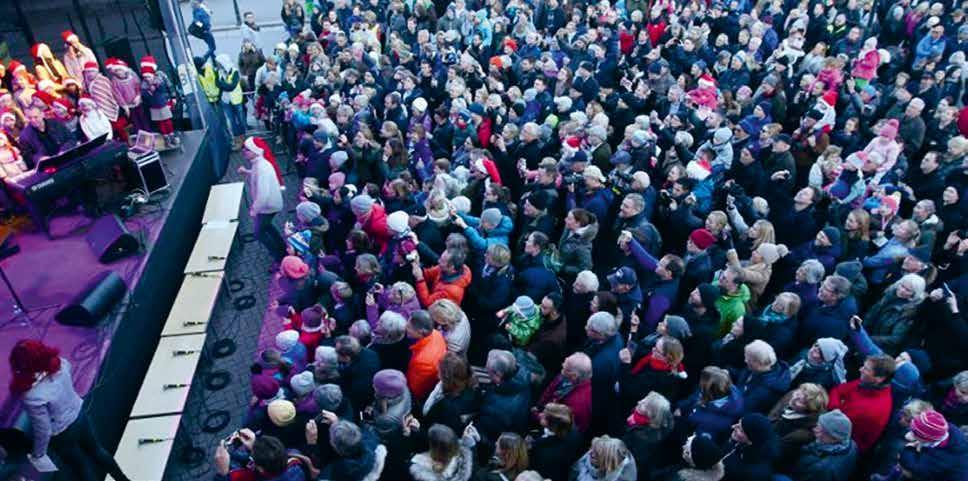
[1,0,173,77]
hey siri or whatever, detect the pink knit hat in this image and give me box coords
[880,119,899,140]
[280,256,310,279]
[910,410,949,444]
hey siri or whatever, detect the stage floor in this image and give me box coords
[0,131,206,424]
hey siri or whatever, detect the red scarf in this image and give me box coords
[626,410,651,427]
[631,353,682,375]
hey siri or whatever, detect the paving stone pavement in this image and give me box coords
[163,138,300,481]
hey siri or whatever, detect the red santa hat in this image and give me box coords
[7,60,25,74]
[0,109,15,123]
[84,61,99,72]
[685,158,712,180]
[30,43,49,59]
[140,56,157,75]
[77,94,97,109]
[243,137,285,187]
[564,136,582,150]
[473,158,503,185]
[51,97,74,115]
[32,90,54,107]
[61,30,79,44]
[821,90,838,108]
[697,73,717,89]
[62,78,80,88]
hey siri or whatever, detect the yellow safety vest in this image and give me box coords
[225,71,244,105]
[198,65,220,104]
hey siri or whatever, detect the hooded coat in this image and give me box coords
[677,385,745,443]
[898,425,968,481]
[735,362,793,415]
[559,223,598,276]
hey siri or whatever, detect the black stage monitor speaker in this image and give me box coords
[55,271,127,326]
[102,36,137,74]
[86,214,139,263]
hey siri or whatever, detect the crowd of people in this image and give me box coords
[200,0,968,473]
[12,0,968,479]
[210,0,968,479]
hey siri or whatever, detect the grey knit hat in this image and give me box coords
[818,409,852,442]
[481,208,503,228]
[350,194,375,215]
[314,384,343,411]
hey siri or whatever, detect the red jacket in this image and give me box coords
[537,376,593,433]
[361,203,391,254]
[407,330,448,400]
[828,380,892,452]
[415,265,472,307]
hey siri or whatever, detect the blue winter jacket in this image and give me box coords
[677,385,745,444]
[900,426,968,481]
[735,361,793,415]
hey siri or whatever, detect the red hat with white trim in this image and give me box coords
[7,60,25,74]
[698,73,717,89]
[61,30,79,44]
[84,61,99,72]
[140,55,157,75]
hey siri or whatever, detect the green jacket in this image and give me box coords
[716,284,751,336]
[507,311,542,346]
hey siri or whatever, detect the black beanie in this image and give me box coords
[689,434,723,470]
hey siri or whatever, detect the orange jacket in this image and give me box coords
[407,330,447,400]
[415,265,472,307]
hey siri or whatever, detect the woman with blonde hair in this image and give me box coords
[864,273,927,356]
[622,392,675,480]
[725,242,790,304]
[739,291,802,358]
[410,424,476,481]
[477,433,530,481]
[428,299,471,355]
[570,436,637,481]
[841,208,872,260]
[768,383,829,467]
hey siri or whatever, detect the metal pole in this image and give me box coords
[232,0,242,26]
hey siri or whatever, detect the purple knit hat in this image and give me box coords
[251,373,280,400]
[372,369,407,399]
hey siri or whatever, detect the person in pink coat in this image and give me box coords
[851,38,882,88]
[863,119,902,174]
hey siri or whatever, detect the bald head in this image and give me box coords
[562,352,593,381]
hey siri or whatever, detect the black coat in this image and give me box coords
[623,424,675,481]
[339,348,381,412]
[371,340,412,374]
[423,387,480,434]
[529,429,585,481]
[477,367,531,445]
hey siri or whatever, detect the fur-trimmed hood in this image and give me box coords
[409,447,475,481]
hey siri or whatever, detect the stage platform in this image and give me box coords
[0,130,219,471]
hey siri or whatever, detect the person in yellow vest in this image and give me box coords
[194,56,221,105]
[215,54,245,150]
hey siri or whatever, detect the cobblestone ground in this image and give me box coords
[164,138,299,481]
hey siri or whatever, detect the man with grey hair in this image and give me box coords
[899,97,926,157]
[736,339,792,414]
[583,311,623,434]
[565,271,599,349]
[334,335,381,413]
[313,346,342,384]
[477,349,531,448]
[587,124,612,171]
[801,274,858,345]
[319,419,387,480]
[371,311,411,373]
[535,352,594,432]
